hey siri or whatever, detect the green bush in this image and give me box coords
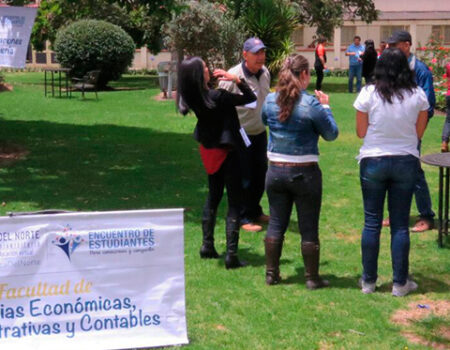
[54,19,135,87]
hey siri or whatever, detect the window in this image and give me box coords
[26,44,32,63]
[35,52,47,64]
[431,25,450,45]
[291,27,303,47]
[341,26,356,46]
[380,25,409,42]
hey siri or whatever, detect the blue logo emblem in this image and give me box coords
[52,225,84,260]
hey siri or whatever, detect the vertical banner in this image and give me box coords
[0,6,37,68]
[0,209,188,349]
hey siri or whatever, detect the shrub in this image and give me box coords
[54,19,135,88]
[163,0,244,69]
[417,36,450,111]
[242,0,298,75]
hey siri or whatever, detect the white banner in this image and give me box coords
[0,209,188,349]
[0,6,37,68]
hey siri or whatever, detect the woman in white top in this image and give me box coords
[353,48,429,297]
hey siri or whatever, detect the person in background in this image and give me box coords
[346,35,365,93]
[378,41,387,58]
[262,54,338,289]
[354,48,429,297]
[219,38,271,233]
[314,37,327,90]
[361,39,378,84]
[385,30,436,232]
[441,61,450,152]
[178,57,256,269]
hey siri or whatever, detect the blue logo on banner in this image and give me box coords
[52,225,84,260]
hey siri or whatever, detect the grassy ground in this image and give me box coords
[1,72,449,349]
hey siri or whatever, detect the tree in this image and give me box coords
[31,0,182,53]
[221,0,378,40]
[164,0,244,69]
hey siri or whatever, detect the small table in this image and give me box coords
[44,68,71,98]
[421,152,450,247]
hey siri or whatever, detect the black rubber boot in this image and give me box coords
[265,237,283,285]
[225,217,247,269]
[301,241,329,290]
[199,208,219,259]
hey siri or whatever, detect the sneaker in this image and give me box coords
[392,279,418,297]
[358,278,376,294]
[241,223,263,232]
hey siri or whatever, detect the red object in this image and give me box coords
[316,44,325,58]
[446,62,450,96]
[199,145,228,175]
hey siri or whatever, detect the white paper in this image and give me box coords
[239,127,252,147]
[244,100,257,109]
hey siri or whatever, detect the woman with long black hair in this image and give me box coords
[354,48,429,296]
[178,57,256,269]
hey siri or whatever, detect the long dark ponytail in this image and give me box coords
[276,54,309,122]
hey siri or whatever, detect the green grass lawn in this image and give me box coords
[1,72,449,349]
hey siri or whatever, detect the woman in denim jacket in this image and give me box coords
[261,54,338,289]
[354,48,428,296]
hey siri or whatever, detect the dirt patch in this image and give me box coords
[154,91,177,101]
[391,299,450,348]
[0,83,13,92]
[0,142,28,166]
[335,232,360,243]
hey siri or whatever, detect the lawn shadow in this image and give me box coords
[0,118,205,223]
[280,265,359,289]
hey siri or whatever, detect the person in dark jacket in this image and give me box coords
[178,57,256,269]
[361,39,377,84]
[262,54,338,289]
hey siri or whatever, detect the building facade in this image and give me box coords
[292,0,450,69]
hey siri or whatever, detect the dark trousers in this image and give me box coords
[204,150,242,220]
[240,131,268,223]
[414,140,435,220]
[442,95,450,142]
[360,155,419,285]
[265,164,322,242]
[315,65,324,91]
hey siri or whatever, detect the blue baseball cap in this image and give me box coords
[243,37,267,53]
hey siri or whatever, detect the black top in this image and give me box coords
[193,79,257,149]
[362,49,377,80]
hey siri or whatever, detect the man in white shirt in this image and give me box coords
[219,38,271,232]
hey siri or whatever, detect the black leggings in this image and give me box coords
[203,150,242,220]
[315,65,324,91]
[266,164,322,243]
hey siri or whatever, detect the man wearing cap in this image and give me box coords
[219,37,271,232]
[386,30,436,232]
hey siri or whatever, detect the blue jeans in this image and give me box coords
[265,164,322,242]
[414,140,435,220]
[348,64,362,93]
[360,155,419,285]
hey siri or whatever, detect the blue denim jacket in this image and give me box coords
[410,55,435,119]
[262,91,338,156]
